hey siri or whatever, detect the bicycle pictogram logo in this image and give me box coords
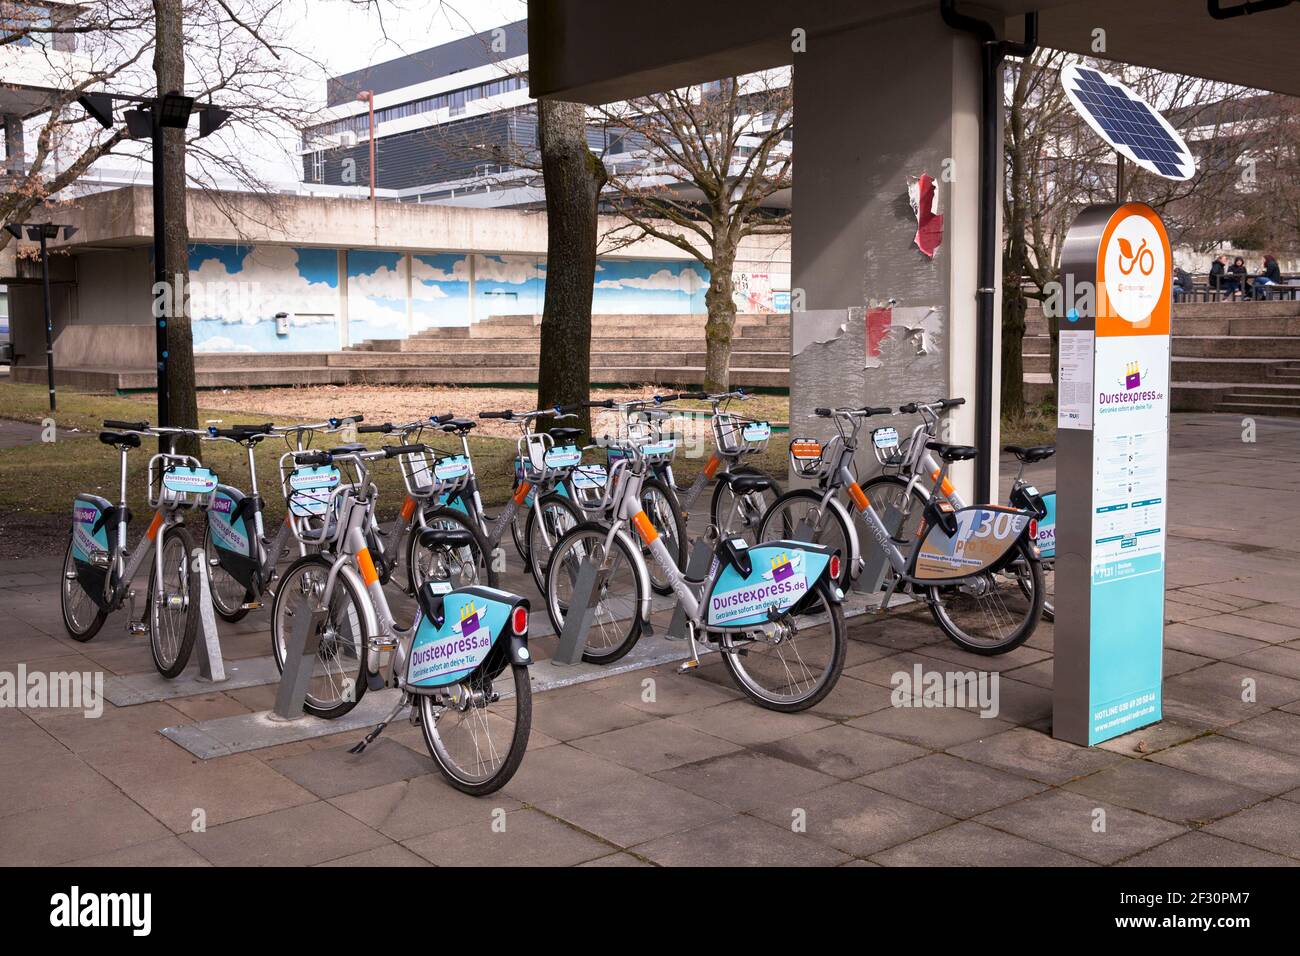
[1116,236,1154,276]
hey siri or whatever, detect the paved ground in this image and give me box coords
[3,413,1300,866]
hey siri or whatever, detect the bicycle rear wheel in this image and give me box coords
[407,506,498,595]
[711,467,781,544]
[60,539,106,642]
[271,554,369,718]
[420,664,532,796]
[203,523,254,623]
[717,579,846,711]
[148,525,200,678]
[926,538,1044,655]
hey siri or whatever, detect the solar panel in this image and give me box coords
[1061,63,1196,182]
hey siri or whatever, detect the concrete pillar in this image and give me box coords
[790,9,1000,498]
[4,114,24,174]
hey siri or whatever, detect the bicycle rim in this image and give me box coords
[719,579,846,711]
[420,664,531,795]
[60,540,103,639]
[928,541,1043,653]
[149,529,193,672]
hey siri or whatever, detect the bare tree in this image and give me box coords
[599,73,791,392]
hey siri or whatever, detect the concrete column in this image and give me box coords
[790,9,999,497]
[4,114,23,174]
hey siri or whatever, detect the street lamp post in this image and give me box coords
[77,90,230,432]
[357,91,377,240]
[5,222,78,411]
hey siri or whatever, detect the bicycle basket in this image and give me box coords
[569,463,611,513]
[286,464,341,519]
[788,437,825,479]
[714,415,771,455]
[150,457,218,510]
[870,426,905,466]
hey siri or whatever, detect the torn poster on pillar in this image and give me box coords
[907,173,944,258]
[865,305,943,369]
[791,309,853,356]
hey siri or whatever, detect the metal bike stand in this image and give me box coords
[857,502,904,594]
[270,602,327,720]
[192,548,227,682]
[551,557,601,665]
[667,539,714,639]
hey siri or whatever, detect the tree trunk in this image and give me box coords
[703,249,736,393]
[536,100,606,438]
[155,0,196,453]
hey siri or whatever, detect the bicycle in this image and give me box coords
[651,388,783,545]
[202,418,333,623]
[863,398,1056,621]
[544,434,848,711]
[269,441,533,795]
[760,406,1044,654]
[420,405,591,595]
[61,420,216,678]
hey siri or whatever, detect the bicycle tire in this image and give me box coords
[148,525,200,679]
[59,538,106,642]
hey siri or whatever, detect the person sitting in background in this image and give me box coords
[1173,267,1194,302]
[1227,256,1248,299]
[1209,255,1230,298]
[1253,254,1284,299]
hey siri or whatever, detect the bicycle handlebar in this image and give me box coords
[357,423,393,434]
[479,410,512,420]
[898,397,966,414]
[814,406,892,418]
[104,419,150,432]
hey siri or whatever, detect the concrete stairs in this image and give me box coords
[1023,301,1300,417]
[17,312,792,392]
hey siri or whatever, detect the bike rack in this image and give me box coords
[551,557,602,666]
[667,539,714,640]
[270,600,329,720]
[191,547,227,682]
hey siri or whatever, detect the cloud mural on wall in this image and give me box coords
[412,253,470,329]
[475,254,545,317]
[590,260,710,313]
[347,250,409,340]
[190,244,341,352]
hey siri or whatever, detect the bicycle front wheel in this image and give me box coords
[420,664,532,796]
[717,578,846,712]
[641,477,687,595]
[525,493,582,594]
[407,506,498,596]
[148,525,200,679]
[545,522,645,664]
[927,538,1044,655]
[271,554,369,718]
[711,467,781,544]
[758,488,855,590]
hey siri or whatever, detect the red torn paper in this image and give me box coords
[866,306,892,359]
[908,173,943,258]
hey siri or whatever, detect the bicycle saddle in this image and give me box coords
[440,418,476,433]
[926,440,979,462]
[549,427,583,443]
[99,431,141,448]
[718,471,777,494]
[1004,444,1055,463]
[418,527,475,550]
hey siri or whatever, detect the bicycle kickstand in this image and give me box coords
[348,693,409,755]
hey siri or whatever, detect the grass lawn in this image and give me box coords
[0,382,788,530]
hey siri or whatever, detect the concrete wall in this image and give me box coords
[6,187,791,361]
[790,10,992,495]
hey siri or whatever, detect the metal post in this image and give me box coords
[272,601,327,719]
[1116,152,1126,202]
[551,557,601,665]
[38,231,55,411]
[192,547,227,682]
[151,113,169,435]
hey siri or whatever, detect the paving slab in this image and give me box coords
[532,774,733,848]
[632,814,851,866]
[1148,734,1300,795]
[402,808,612,866]
[757,723,926,779]
[870,820,1089,867]
[652,750,838,812]
[947,727,1123,785]
[1064,759,1266,825]
[974,789,1187,865]
[1204,798,1300,859]
[568,718,741,773]
[103,655,283,705]
[857,753,1047,819]
[1117,831,1300,867]
[180,800,389,866]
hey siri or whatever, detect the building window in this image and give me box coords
[310,151,325,182]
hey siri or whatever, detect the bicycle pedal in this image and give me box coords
[127,621,147,636]
[240,600,263,611]
[676,658,700,673]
